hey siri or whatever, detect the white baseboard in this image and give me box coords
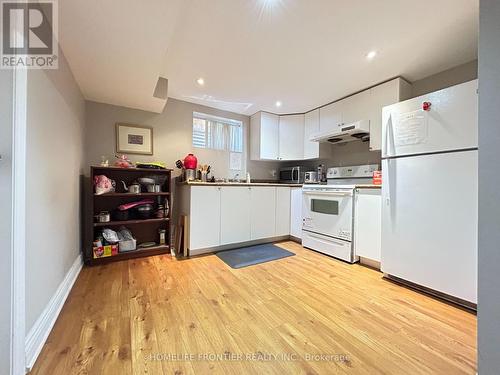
[25,254,83,372]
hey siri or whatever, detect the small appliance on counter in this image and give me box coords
[279,166,305,184]
[304,171,319,184]
[176,153,203,182]
[317,164,327,183]
[184,153,197,181]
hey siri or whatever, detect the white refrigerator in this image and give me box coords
[381,80,478,304]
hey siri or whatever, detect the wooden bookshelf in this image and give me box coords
[85,166,172,265]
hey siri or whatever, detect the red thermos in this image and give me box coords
[184,153,198,169]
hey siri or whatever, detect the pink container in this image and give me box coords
[184,153,198,169]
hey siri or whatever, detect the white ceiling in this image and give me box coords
[59,0,478,115]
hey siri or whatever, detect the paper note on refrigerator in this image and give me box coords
[393,110,428,146]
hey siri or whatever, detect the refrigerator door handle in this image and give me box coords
[384,113,396,158]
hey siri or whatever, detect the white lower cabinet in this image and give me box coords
[353,189,381,262]
[182,185,296,254]
[275,187,291,236]
[189,186,221,250]
[220,187,251,245]
[250,187,276,240]
[290,187,302,239]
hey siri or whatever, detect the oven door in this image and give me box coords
[302,188,353,241]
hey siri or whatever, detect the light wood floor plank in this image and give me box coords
[30,241,476,374]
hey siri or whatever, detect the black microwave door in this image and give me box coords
[280,170,292,181]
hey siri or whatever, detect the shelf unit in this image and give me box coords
[93,217,169,227]
[85,166,172,266]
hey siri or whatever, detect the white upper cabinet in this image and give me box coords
[250,78,412,159]
[369,78,412,151]
[341,90,371,126]
[319,101,343,133]
[304,109,320,159]
[250,112,280,160]
[279,114,304,160]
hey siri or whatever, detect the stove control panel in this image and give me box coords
[327,164,378,179]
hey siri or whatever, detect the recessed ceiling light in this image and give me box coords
[275,101,282,107]
[196,77,205,86]
[366,51,377,60]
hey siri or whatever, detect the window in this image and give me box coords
[192,112,243,152]
[192,112,244,171]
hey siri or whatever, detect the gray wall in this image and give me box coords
[25,50,86,332]
[0,70,13,375]
[85,98,281,180]
[411,60,478,97]
[478,1,500,373]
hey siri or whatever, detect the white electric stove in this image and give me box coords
[302,164,379,263]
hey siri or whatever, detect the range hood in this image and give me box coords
[309,120,370,144]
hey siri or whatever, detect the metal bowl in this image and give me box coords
[138,177,155,185]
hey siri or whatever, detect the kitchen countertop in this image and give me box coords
[354,184,381,188]
[177,181,303,187]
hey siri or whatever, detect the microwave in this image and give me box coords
[279,167,305,184]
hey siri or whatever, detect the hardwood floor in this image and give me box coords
[30,241,476,374]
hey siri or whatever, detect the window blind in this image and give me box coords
[192,112,243,152]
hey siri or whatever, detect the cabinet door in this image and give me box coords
[279,114,304,160]
[250,113,261,161]
[368,79,402,151]
[220,187,251,245]
[354,189,381,262]
[250,186,276,240]
[190,187,221,250]
[290,187,302,239]
[275,187,291,236]
[304,109,320,159]
[319,101,343,133]
[260,112,280,160]
[341,90,371,126]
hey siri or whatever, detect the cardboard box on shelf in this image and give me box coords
[93,244,119,258]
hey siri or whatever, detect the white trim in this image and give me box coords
[25,254,83,372]
[11,65,27,375]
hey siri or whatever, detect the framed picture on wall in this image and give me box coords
[116,123,153,155]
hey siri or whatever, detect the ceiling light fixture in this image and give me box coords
[275,101,282,108]
[366,50,377,60]
[196,77,205,86]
